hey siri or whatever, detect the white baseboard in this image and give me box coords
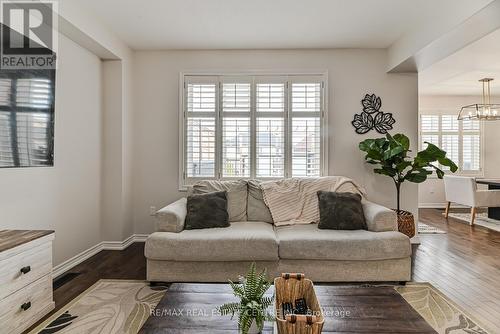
[53,234,149,279]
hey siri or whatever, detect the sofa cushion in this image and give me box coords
[145,222,279,262]
[247,180,273,223]
[191,180,248,222]
[276,224,410,261]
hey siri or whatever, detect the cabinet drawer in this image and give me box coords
[0,274,54,334]
[0,240,52,300]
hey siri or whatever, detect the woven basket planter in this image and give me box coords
[275,273,324,334]
[393,209,415,238]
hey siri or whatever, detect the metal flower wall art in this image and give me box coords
[352,94,396,134]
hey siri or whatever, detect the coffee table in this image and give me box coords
[139,283,436,333]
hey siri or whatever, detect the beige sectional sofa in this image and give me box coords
[145,179,412,283]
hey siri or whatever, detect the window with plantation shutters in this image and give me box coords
[419,114,482,174]
[0,70,55,168]
[255,80,286,177]
[185,80,217,178]
[181,74,326,186]
[290,82,321,177]
[221,82,251,177]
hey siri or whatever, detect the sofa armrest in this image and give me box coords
[155,198,187,232]
[362,200,397,232]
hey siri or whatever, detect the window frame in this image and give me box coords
[419,110,484,177]
[178,71,329,190]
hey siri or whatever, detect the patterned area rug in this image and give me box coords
[396,283,489,334]
[29,280,167,334]
[30,280,489,334]
[418,222,446,234]
[446,212,500,232]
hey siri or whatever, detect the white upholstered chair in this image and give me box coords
[443,175,500,225]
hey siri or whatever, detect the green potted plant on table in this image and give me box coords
[219,263,274,334]
[359,133,458,237]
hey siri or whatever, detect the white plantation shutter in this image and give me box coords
[441,134,459,169]
[221,82,251,177]
[462,135,480,171]
[462,119,480,171]
[419,114,482,174]
[181,74,325,186]
[440,115,459,170]
[185,79,217,178]
[421,115,439,132]
[420,115,439,150]
[256,118,284,177]
[291,83,321,113]
[16,112,52,165]
[255,81,286,177]
[0,111,13,166]
[16,79,52,109]
[256,83,285,113]
[441,115,458,132]
[222,83,251,113]
[290,80,322,177]
[0,79,12,106]
[186,117,216,177]
[0,76,54,167]
[222,117,250,177]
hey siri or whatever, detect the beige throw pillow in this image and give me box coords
[247,180,273,223]
[191,180,248,222]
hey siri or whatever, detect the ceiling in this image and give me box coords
[420,28,500,96]
[72,0,492,50]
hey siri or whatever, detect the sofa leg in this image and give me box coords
[398,281,407,286]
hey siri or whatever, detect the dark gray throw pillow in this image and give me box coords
[185,191,230,230]
[317,191,367,230]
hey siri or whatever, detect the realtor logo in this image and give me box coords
[0,0,57,69]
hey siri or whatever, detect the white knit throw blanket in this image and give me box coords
[260,176,366,226]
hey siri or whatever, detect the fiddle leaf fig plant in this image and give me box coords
[359,133,458,212]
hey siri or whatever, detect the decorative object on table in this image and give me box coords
[458,78,500,121]
[219,263,274,334]
[274,273,324,334]
[352,93,396,134]
[359,133,458,238]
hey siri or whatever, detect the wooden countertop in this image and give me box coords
[0,230,54,253]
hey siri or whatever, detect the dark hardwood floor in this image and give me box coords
[29,208,500,333]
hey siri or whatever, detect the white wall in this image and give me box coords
[0,34,103,265]
[131,49,418,234]
[100,57,135,241]
[418,95,500,207]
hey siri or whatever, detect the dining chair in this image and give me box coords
[443,175,500,225]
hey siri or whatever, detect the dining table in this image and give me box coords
[475,179,500,220]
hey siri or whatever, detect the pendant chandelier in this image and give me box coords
[458,78,500,120]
